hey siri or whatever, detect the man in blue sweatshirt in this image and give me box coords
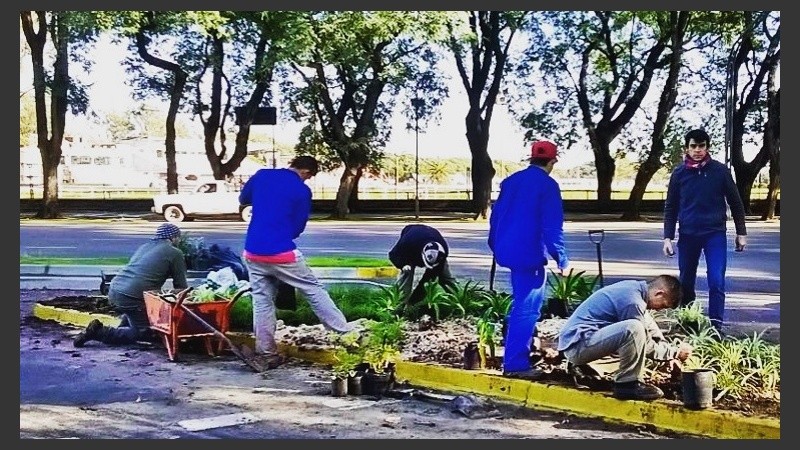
[488,140,569,380]
[662,129,748,332]
[240,156,353,370]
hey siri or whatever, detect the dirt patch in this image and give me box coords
[38,295,115,314]
[36,295,779,419]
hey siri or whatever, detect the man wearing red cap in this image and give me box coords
[488,140,569,380]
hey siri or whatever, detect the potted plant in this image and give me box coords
[543,269,599,318]
[331,348,363,397]
[329,331,364,396]
[360,320,404,396]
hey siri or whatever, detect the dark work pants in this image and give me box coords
[104,290,152,345]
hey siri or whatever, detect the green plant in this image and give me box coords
[440,280,488,318]
[331,348,364,379]
[544,269,599,317]
[329,331,365,379]
[365,318,405,348]
[421,281,449,321]
[666,326,781,402]
[670,302,713,335]
[361,319,405,374]
[479,290,512,323]
[371,283,405,321]
[475,315,499,368]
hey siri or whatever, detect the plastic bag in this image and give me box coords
[206,266,238,291]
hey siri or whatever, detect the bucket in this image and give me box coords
[682,368,715,409]
[463,342,481,370]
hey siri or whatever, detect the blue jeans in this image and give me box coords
[677,231,727,327]
[503,267,546,373]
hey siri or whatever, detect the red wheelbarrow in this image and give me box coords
[143,287,252,365]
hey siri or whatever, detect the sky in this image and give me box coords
[79,35,596,168]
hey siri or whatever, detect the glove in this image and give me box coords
[663,239,675,257]
[735,235,747,252]
[676,342,693,361]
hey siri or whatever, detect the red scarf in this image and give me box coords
[684,154,711,169]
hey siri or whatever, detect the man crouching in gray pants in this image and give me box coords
[557,275,693,401]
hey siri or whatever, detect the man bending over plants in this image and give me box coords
[557,274,693,401]
[388,224,457,307]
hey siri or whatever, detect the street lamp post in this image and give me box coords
[724,45,736,170]
[411,96,424,220]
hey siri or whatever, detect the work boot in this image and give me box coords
[73,319,104,348]
[252,353,287,372]
[613,380,664,401]
[503,366,546,381]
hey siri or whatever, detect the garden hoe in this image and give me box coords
[161,290,264,372]
[176,301,265,372]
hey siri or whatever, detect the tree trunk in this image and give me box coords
[347,167,363,213]
[622,159,661,221]
[135,29,188,194]
[622,12,687,221]
[465,109,495,220]
[589,132,615,210]
[22,11,69,219]
[332,165,359,219]
[763,165,779,220]
[40,152,61,219]
[761,63,780,221]
[202,34,225,181]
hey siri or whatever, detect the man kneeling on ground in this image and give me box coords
[557,274,693,401]
[74,223,189,348]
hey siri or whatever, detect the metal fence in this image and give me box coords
[19,183,777,201]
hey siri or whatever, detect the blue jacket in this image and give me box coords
[663,159,747,239]
[488,165,569,271]
[239,168,312,256]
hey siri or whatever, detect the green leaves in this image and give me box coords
[545,268,599,317]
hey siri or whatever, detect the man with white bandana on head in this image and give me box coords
[388,224,457,307]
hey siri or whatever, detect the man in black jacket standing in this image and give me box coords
[388,224,457,306]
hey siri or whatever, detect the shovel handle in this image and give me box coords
[489,256,497,292]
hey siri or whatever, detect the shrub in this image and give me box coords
[543,269,599,318]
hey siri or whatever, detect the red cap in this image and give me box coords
[531,141,558,160]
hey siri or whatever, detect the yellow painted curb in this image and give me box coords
[32,304,121,328]
[376,267,399,277]
[32,303,779,439]
[354,266,398,278]
[393,361,779,439]
[355,267,377,278]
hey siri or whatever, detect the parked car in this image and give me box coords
[151,180,251,223]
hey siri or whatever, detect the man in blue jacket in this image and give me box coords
[488,140,569,380]
[240,156,353,370]
[662,129,748,332]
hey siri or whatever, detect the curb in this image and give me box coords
[20,264,399,279]
[32,304,779,439]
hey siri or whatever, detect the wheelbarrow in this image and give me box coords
[143,287,259,371]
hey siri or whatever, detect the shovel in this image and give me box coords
[489,256,497,292]
[163,289,264,373]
